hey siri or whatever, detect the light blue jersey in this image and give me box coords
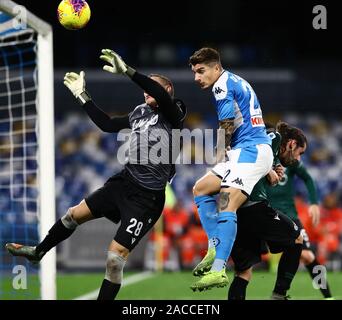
[213,70,271,149]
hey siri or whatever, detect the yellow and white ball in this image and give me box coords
[57,0,91,30]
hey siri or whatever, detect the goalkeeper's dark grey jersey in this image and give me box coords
[125,101,186,190]
[82,70,186,191]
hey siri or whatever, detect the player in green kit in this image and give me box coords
[266,123,334,300]
[227,122,305,300]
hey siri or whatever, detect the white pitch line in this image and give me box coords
[73,271,154,300]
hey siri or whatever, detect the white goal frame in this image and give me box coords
[0,0,56,300]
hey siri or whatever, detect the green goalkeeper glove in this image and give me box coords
[100,49,135,77]
[64,71,91,104]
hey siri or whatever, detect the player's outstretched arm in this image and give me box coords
[100,49,133,76]
[100,49,185,127]
[130,71,185,127]
[295,163,320,226]
[64,71,130,132]
[64,71,90,104]
[100,49,169,105]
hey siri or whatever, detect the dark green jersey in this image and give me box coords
[248,130,281,203]
[266,161,319,219]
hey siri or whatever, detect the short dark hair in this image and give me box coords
[149,73,174,97]
[276,121,307,148]
[189,47,221,66]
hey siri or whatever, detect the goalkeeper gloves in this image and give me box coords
[100,49,135,77]
[64,71,91,105]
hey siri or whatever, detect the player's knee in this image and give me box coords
[193,180,204,196]
[295,234,303,244]
[115,246,130,258]
[61,208,79,230]
[105,251,127,284]
[109,241,130,259]
[192,184,198,196]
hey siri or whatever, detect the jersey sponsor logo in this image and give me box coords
[231,177,244,186]
[132,114,159,132]
[274,213,280,220]
[250,116,265,127]
[131,237,136,244]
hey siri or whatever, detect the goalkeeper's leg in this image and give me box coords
[6,200,95,263]
[97,240,128,300]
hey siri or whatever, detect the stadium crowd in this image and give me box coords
[1,112,342,271]
[54,112,342,271]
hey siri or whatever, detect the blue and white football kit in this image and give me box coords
[194,70,273,275]
[211,71,273,193]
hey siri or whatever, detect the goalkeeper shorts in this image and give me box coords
[85,169,165,251]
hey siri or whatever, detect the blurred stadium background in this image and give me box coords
[1,0,342,299]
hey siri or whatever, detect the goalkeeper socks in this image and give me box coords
[211,211,237,271]
[35,219,75,255]
[194,195,218,248]
[305,258,333,298]
[97,279,121,300]
[228,276,249,300]
[273,243,302,296]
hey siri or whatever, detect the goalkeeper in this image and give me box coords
[6,49,186,300]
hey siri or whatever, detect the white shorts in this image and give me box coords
[211,144,273,196]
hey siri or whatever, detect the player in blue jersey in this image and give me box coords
[189,47,273,291]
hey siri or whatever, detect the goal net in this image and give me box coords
[0,1,55,299]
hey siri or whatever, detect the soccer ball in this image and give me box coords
[57,0,91,30]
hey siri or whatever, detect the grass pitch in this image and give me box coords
[1,270,341,300]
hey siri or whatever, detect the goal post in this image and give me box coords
[37,30,56,301]
[0,0,56,300]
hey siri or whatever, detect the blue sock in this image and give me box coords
[194,195,218,248]
[211,211,237,271]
